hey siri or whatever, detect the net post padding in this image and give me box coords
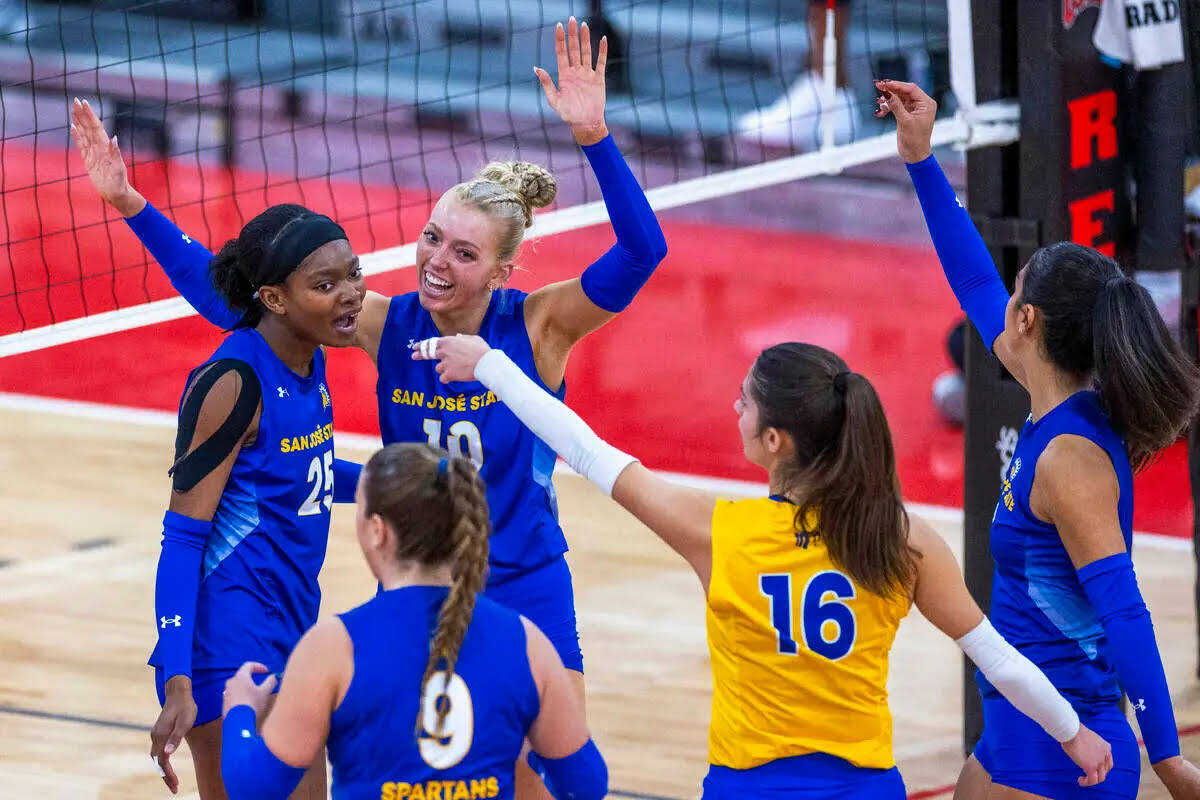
[961,0,1134,752]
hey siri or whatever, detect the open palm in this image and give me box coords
[69,97,130,204]
[535,17,608,144]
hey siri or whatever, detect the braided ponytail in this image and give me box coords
[419,457,491,736]
[360,444,493,738]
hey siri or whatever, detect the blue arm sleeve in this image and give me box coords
[125,203,242,329]
[332,458,362,504]
[1078,552,1180,763]
[221,705,307,800]
[906,155,1009,352]
[579,135,668,313]
[154,510,212,681]
[526,739,608,800]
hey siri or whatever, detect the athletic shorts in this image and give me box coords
[154,665,282,728]
[703,753,905,799]
[485,555,583,673]
[974,694,1141,799]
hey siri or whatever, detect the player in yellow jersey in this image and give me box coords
[414,336,1114,798]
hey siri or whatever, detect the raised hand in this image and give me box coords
[873,79,937,164]
[69,97,145,217]
[535,17,609,146]
[410,333,491,384]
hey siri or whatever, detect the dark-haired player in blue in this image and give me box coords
[218,444,605,800]
[75,95,368,798]
[76,18,665,799]
[878,80,1200,799]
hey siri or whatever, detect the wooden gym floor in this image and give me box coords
[1,397,1198,799]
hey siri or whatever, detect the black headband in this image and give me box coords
[257,213,348,289]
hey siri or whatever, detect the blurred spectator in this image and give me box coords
[736,0,857,150]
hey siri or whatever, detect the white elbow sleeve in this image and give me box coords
[956,618,1080,743]
[475,350,637,496]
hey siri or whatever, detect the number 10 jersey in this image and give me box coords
[376,290,567,579]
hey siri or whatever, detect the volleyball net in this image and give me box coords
[0,0,1018,357]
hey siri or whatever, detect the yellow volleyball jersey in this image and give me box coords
[706,497,911,770]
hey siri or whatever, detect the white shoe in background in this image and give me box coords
[1186,184,1200,220]
[736,71,858,151]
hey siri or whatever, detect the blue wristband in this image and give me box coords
[125,203,241,329]
[332,458,362,504]
[221,705,307,800]
[153,510,211,681]
[579,135,668,313]
[906,155,1008,352]
[1078,552,1180,763]
[527,739,608,800]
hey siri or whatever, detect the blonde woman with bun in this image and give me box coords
[74,16,665,799]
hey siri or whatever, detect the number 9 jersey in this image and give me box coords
[706,497,911,771]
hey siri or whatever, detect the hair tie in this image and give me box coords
[833,371,851,395]
[437,458,449,474]
[259,212,348,288]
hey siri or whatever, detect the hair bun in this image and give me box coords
[475,161,557,226]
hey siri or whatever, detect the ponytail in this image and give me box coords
[360,444,492,739]
[792,373,916,598]
[1020,243,1200,472]
[750,344,917,600]
[419,457,491,736]
[1092,277,1200,470]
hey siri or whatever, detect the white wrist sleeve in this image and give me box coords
[956,618,1080,743]
[474,349,638,496]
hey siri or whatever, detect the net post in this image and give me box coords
[962,0,1134,754]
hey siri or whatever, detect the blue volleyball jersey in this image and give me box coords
[149,328,336,671]
[327,587,540,800]
[982,391,1134,712]
[376,290,566,576]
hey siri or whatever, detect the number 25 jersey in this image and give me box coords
[706,497,911,771]
[150,327,336,672]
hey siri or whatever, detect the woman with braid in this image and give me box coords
[74,23,665,796]
[219,444,606,800]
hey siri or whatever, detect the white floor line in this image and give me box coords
[2,391,1192,551]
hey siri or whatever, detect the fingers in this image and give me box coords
[567,17,581,68]
[409,337,441,360]
[533,67,557,107]
[260,672,279,694]
[235,660,269,679]
[595,34,608,76]
[160,753,180,794]
[553,21,567,75]
[580,20,592,70]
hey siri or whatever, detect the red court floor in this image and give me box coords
[1,148,1192,538]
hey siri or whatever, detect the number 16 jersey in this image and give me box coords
[706,497,911,771]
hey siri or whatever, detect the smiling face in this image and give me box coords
[415,193,513,315]
[257,239,365,347]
